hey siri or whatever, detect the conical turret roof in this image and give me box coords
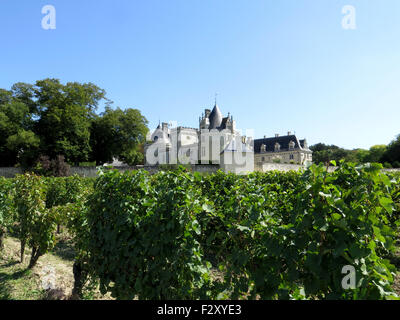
[209,104,223,129]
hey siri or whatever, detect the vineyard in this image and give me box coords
[1,162,400,300]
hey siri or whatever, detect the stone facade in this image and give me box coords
[254,133,313,167]
[144,103,254,174]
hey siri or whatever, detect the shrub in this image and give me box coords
[33,155,70,177]
[14,173,57,268]
[0,177,14,251]
[84,169,211,299]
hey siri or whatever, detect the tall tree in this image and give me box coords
[381,135,400,166]
[90,107,148,165]
[0,91,39,166]
[310,143,357,165]
[34,79,108,165]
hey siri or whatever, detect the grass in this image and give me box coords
[0,237,48,300]
[0,234,112,300]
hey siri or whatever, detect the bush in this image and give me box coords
[0,177,14,251]
[84,169,211,299]
[196,164,398,299]
[33,155,70,177]
[384,162,393,169]
[393,161,400,169]
[14,173,57,268]
[3,164,399,300]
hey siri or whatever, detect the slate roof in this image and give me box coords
[220,117,230,129]
[209,104,223,129]
[254,135,302,153]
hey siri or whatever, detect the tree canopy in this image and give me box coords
[0,79,149,167]
[90,107,148,165]
[310,140,399,168]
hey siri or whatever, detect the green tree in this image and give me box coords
[34,79,108,165]
[368,145,387,163]
[310,143,351,165]
[90,107,148,165]
[0,96,39,166]
[354,148,370,163]
[382,135,400,166]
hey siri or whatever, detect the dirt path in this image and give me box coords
[0,235,112,300]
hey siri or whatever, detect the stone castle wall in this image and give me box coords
[1,164,399,178]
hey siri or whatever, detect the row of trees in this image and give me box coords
[310,136,400,168]
[0,79,149,168]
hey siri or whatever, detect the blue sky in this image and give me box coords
[0,0,399,149]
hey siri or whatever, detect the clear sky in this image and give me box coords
[1,0,399,149]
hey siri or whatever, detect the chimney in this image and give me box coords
[204,109,211,118]
[287,131,291,136]
[162,122,169,131]
[264,135,266,139]
[275,133,279,137]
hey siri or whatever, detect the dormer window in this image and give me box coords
[261,144,266,153]
[274,142,280,152]
[289,141,295,150]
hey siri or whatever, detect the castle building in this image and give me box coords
[145,103,312,173]
[253,133,313,167]
[145,103,254,174]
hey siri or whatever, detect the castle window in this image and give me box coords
[290,154,294,160]
[261,144,266,153]
[154,136,158,142]
[262,157,265,161]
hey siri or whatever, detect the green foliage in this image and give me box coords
[310,143,353,165]
[84,169,211,299]
[286,162,397,299]
[1,163,400,300]
[382,135,400,166]
[89,107,148,165]
[35,79,107,164]
[0,79,149,168]
[0,96,39,166]
[44,175,93,209]
[195,163,399,299]
[0,177,15,250]
[13,173,57,268]
[310,141,398,168]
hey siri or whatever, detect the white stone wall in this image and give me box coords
[220,151,254,175]
[255,150,312,166]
